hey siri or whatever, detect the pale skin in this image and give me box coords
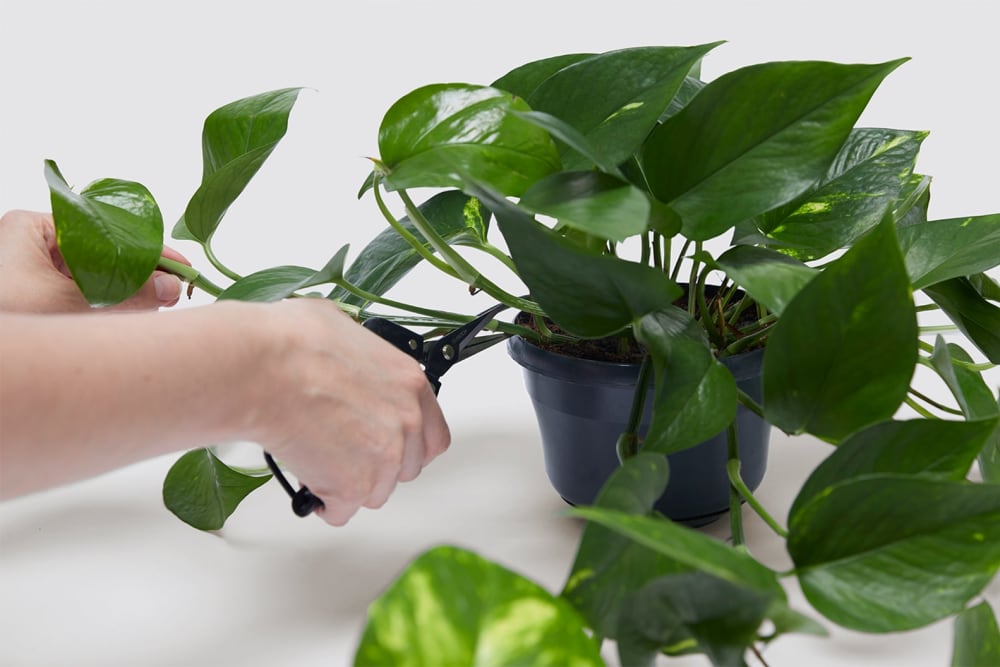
[0,210,450,526]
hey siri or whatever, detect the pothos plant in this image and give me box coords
[45,44,1000,666]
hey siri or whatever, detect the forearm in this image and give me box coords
[0,303,265,498]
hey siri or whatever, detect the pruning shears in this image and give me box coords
[264,300,512,517]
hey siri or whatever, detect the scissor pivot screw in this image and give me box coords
[442,344,455,361]
[408,339,419,351]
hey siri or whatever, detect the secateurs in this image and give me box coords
[264,300,511,517]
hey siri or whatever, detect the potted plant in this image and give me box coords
[43,43,1000,666]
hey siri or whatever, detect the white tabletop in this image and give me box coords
[2,403,996,666]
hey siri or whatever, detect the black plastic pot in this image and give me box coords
[507,336,770,526]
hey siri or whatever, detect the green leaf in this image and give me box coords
[929,339,1000,483]
[484,188,680,337]
[332,191,490,307]
[763,219,918,440]
[218,246,349,302]
[788,475,1000,632]
[634,308,738,454]
[714,246,817,316]
[519,171,650,242]
[491,52,594,99]
[616,572,776,667]
[790,418,999,520]
[751,128,926,260]
[924,277,1000,363]
[522,44,723,169]
[562,453,683,640]
[45,160,164,306]
[570,507,784,598]
[176,88,303,243]
[642,59,907,240]
[353,545,602,667]
[377,84,560,196]
[162,448,271,531]
[971,272,1000,302]
[512,110,622,174]
[952,601,1000,667]
[900,214,1000,289]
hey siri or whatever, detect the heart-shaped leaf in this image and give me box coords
[519,171,650,242]
[217,246,350,302]
[752,128,926,260]
[176,88,304,243]
[570,507,784,598]
[162,448,271,531]
[763,219,917,440]
[642,59,906,241]
[714,246,817,316]
[485,187,680,337]
[924,277,1000,363]
[377,84,560,196]
[522,44,722,169]
[330,191,489,307]
[615,572,777,667]
[952,601,1000,667]
[634,308,738,454]
[491,52,594,99]
[789,475,1000,632]
[353,545,602,667]
[562,453,683,640]
[45,160,164,306]
[900,213,1000,289]
[790,418,999,519]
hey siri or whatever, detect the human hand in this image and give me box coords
[0,209,189,313]
[242,298,451,526]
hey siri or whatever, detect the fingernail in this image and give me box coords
[154,273,182,302]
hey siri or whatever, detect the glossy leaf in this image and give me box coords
[924,277,1000,363]
[353,545,602,667]
[377,84,560,196]
[634,308,738,454]
[512,110,622,174]
[952,601,1000,667]
[491,52,594,99]
[750,128,925,260]
[521,44,722,169]
[570,507,784,597]
[330,191,489,306]
[714,246,817,316]
[176,88,303,243]
[763,220,918,440]
[790,418,999,520]
[45,160,164,307]
[162,448,271,531]
[971,272,1000,302]
[789,475,1000,632]
[900,214,1000,288]
[485,187,680,337]
[642,59,906,240]
[519,171,650,242]
[218,246,349,301]
[616,572,776,667]
[562,453,683,640]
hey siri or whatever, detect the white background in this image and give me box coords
[2,1,999,666]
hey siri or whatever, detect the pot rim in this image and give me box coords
[506,335,765,385]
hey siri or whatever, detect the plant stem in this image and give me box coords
[372,184,460,279]
[669,239,691,282]
[652,232,663,270]
[202,242,242,282]
[397,189,543,315]
[904,396,938,419]
[157,257,225,297]
[915,303,941,313]
[727,422,745,548]
[329,280,478,322]
[687,242,703,315]
[736,389,766,420]
[920,325,959,334]
[727,459,788,538]
[908,388,964,416]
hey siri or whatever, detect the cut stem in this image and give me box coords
[157,257,225,298]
